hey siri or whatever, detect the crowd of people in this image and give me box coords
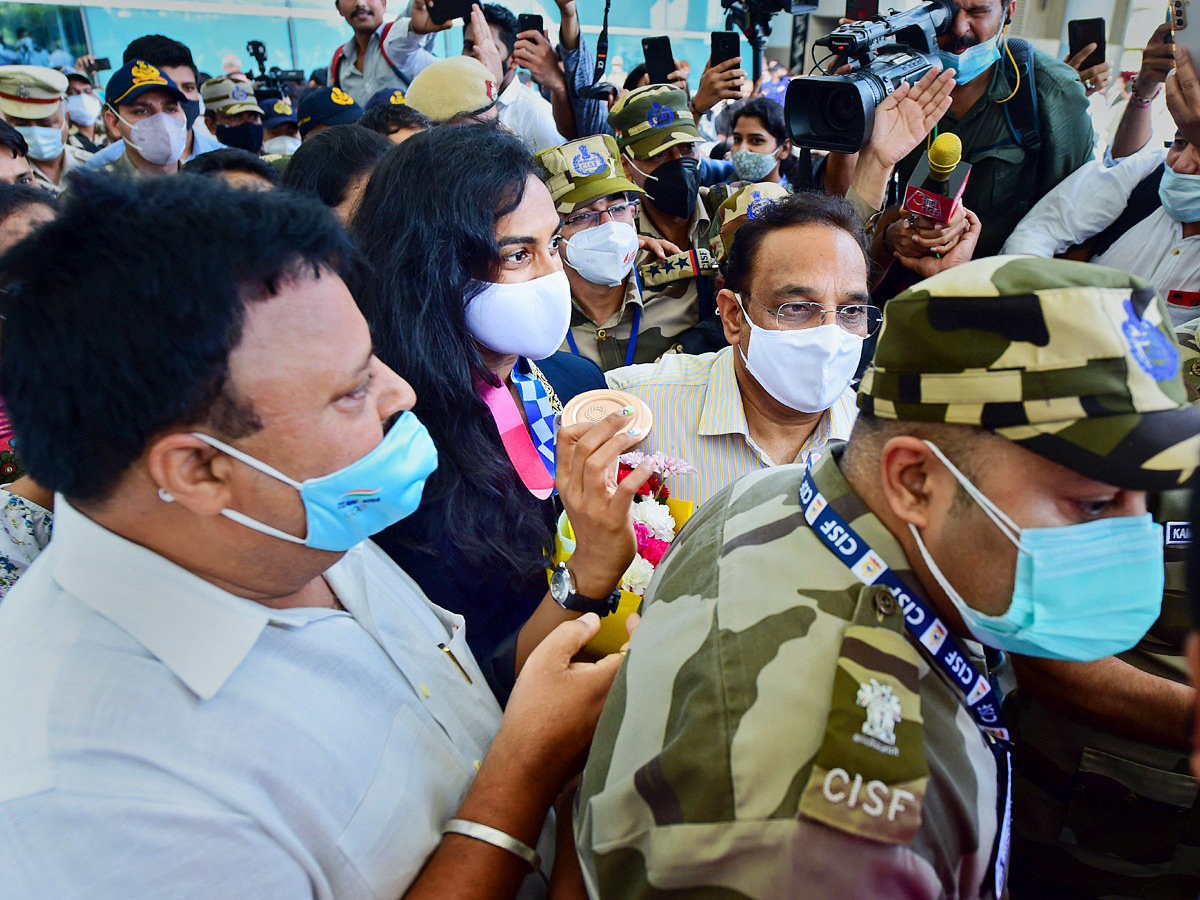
[2,0,1200,897]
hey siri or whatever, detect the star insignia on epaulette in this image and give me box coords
[661,257,678,272]
[645,263,662,277]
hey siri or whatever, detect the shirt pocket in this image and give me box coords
[1061,746,1198,865]
[966,144,1029,216]
[338,704,473,899]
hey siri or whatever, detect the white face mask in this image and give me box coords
[736,302,863,413]
[465,269,572,360]
[66,92,102,127]
[114,108,187,166]
[564,221,640,287]
[262,134,301,156]
[14,124,63,161]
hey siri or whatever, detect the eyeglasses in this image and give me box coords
[740,293,883,337]
[562,199,639,230]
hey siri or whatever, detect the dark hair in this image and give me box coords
[358,104,432,137]
[723,190,869,291]
[624,63,648,91]
[281,125,391,208]
[183,148,281,185]
[123,34,200,85]
[0,183,55,227]
[731,96,789,148]
[0,172,355,502]
[351,122,550,582]
[309,67,328,86]
[0,120,28,160]
[481,3,518,58]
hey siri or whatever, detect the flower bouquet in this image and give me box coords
[551,451,695,657]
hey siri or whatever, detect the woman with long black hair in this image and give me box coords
[352,123,651,699]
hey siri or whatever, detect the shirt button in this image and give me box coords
[874,589,896,617]
[1174,248,1182,256]
[420,683,431,698]
[597,329,608,340]
[473,759,482,772]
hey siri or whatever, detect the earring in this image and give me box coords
[158,487,175,503]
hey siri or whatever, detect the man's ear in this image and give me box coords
[102,106,121,136]
[716,288,745,347]
[145,432,235,517]
[877,436,946,531]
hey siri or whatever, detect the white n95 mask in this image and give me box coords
[465,270,572,360]
[564,221,640,287]
[738,314,863,413]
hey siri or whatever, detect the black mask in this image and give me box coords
[217,122,264,154]
[642,156,700,221]
[181,98,201,131]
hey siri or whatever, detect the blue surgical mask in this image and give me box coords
[14,124,63,162]
[938,30,1003,85]
[908,441,1164,662]
[160,413,439,552]
[1158,165,1200,224]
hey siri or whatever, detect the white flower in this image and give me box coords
[619,451,697,478]
[631,497,676,542]
[620,554,656,597]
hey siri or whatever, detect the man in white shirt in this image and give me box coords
[0,172,625,899]
[394,0,565,151]
[328,0,438,106]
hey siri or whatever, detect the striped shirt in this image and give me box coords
[606,347,858,507]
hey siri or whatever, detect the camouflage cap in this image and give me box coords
[607,84,701,159]
[710,181,789,263]
[858,256,1200,491]
[200,76,264,116]
[1177,317,1200,405]
[535,134,643,213]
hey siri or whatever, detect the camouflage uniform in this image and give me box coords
[576,257,1200,900]
[609,86,724,356]
[708,181,789,264]
[536,135,692,370]
[1003,320,1200,900]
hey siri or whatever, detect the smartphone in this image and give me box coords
[428,0,475,26]
[711,31,740,67]
[1067,17,1106,70]
[845,0,879,19]
[88,56,111,73]
[516,13,543,35]
[1172,1,1200,72]
[642,36,675,85]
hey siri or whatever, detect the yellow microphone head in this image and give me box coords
[928,132,963,179]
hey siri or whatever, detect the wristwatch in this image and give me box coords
[550,562,620,616]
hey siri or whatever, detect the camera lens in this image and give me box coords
[824,89,859,130]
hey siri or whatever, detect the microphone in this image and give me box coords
[903,132,972,224]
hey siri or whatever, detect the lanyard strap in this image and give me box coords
[479,365,556,500]
[799,468,1012,898]
[799,469,1010,741]
[566,303,642,367]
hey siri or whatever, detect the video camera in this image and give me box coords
[785,0,956,153]
[721,0,816,81]
[246,40,304,95]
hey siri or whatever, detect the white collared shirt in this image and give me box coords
[334,19,432,107]
[0,499,545,899]
[496,77,565,153]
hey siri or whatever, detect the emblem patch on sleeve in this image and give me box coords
[798,626,929,845]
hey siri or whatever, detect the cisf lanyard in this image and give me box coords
[799,468,1012,898]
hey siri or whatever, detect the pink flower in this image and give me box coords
[634,523,671,566]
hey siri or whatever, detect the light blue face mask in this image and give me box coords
[1158,164,1200,224]
[909,441,1164,662]
[938,30,1003,85]
[161,412,439,552]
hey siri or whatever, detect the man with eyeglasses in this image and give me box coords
[605,188,873,506]
[536,134,700,371]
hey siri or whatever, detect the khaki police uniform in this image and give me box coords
[609,85,724,356]
[538,134,696,370]
[576,257,1200,900]
[0,66,91,194]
